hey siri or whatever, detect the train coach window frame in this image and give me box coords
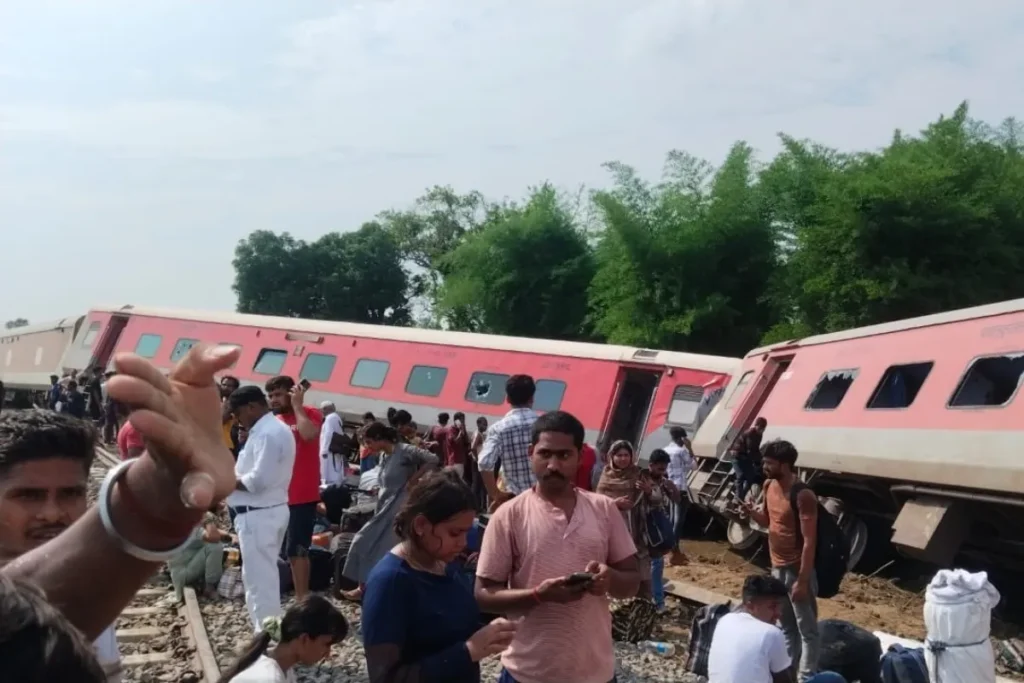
[723,371,754,410]
[465,371,510,405]
[667,384,704,426]
[804,369,859,411]
[80,322,102,349]
[134,334,163,359]
[350,359,390,389]
[253,348,288,376]
[865,361,934,410]
[300,353,337,383]
[169,338,200,363]
[947,352,1024,409]
[534,379,567,412]
[405,365,448,397]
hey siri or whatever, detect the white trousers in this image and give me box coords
[234,504,290,632]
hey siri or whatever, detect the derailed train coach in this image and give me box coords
[5,304,738,458]
[0,316,86,406]
[690,297,1024,573]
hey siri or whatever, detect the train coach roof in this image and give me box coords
[0,316,81,340]
[746,297,1024,358]
[92,305,741,374]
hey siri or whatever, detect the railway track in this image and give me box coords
[91,448,221,683]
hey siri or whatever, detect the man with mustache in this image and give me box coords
[0,409,122,682]
[475,410,641,683]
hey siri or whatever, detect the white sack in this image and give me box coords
[924,568,1000,683]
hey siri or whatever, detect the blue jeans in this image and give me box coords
[650,555,665,609]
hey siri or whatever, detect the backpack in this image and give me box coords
[787,481,849,599]
[609,597,659,643]
[685,602,733,676]
[880,644,929,683]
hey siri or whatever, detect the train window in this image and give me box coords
[948,354,1024,408]
[534,379,567,411]
[465,372,510,405]
[724,371,754,409]
[804,369,858,411]
[866,362,933,409]
[134,334,162,359]
[406,365,448,397]
[300,353,337,383]
[351,359,390,389]
[81,322,102,349]
[253,349,288,375]
[667,384,704,425]
[169,338,200,362]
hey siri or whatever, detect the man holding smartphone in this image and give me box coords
[475,410,640,683]
[264,375,323,601]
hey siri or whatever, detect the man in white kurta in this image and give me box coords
[226,386,296,632]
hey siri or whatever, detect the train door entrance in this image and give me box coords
[90,314,130,370]
[599,367,662,452]
[715,354,793,458]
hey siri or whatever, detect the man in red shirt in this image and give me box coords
[265,375,323,600]
[575,442,597,491]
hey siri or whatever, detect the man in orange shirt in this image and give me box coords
[265,375,323,601]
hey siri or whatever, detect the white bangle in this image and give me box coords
[98,459,197,563]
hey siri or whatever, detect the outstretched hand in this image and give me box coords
[106,343,242,511]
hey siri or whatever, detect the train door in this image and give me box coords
[90,314,130,370]
[598,366,662,452]
[714,354,793,458]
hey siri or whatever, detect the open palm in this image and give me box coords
[106,343,241,510]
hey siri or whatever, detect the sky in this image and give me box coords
[2,0,1023,325]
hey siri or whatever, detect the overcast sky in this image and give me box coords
[2,0,1022,325]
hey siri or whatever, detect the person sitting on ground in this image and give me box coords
[362,470,516,683]
[216,594,348,683]
[707,574,846,683]
[166,511,230,604]
[0,574,107,683]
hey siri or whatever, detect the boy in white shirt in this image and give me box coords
[708,574,847,683]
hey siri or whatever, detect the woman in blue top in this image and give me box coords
[361,470,517,683]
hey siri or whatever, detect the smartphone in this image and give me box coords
[565,572,595,587]
[299,378,311,390]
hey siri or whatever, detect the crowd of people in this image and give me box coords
[0,341,853,683]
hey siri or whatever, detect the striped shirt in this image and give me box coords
[476,488,637,683]
[477,407,538,495]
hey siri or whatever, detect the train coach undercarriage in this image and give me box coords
[688,455,1024,574]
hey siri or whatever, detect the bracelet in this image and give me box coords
[98,460,198,563]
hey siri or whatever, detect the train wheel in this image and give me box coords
[843,515,869,571]
[726,519,760,551]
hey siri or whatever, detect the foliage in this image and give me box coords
[588,145,780,356]
[4,318,28,330]
[232,224,409,325]
[230,103,1024,359]
[439,184,595,339]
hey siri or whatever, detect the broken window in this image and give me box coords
[804,369,858,410]
[866,362,933,409]
[948,353,1024,408]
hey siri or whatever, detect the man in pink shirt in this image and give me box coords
[476,410,640,683]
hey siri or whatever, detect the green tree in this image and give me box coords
[378,186,492,323]
[775,103,1024,335]
[4,318,29,329]
[439,184,595,339]
[232,224,410,325]
[589,145,780,356]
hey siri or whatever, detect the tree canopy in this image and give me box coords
[231,103,1024,356]
[4,319,28,330]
